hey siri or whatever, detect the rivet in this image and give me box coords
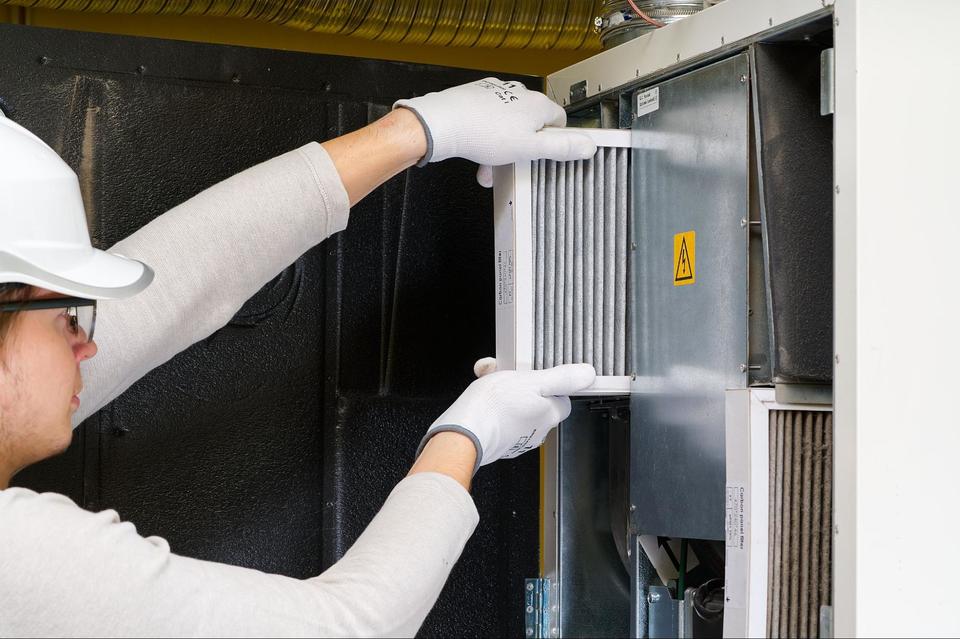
[769,17,773,26]
[526,605,534,614]
[650,592,662,603]
[526,582,535,591]
[526,629,534,637]
[38,55,51,66]
[136,65,147,75]
[740,218,748,227]
[740,75,747,84]
[676,53,681,62]
[721,36,725,44]
[630,504,637,512]
[835,185,840,194]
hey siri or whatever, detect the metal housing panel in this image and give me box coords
[630,54,750,540]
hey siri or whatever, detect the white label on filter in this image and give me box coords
[497,249,514,306]
[635,86,660,118]
[725,483,746,550]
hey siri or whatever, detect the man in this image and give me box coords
[0,79,596,636]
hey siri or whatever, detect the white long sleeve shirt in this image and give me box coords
[0,143,480,637]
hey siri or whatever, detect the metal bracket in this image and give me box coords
[524,578,557,638]
[820,47,835,115]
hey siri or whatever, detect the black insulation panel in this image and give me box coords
[1,24,537,637]
[752,43,834,384]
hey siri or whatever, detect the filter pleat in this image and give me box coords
[615,147,629,375]
[563,161,575,364]
[534,160,544,370]
[594,149,606,373]
[543,161,556,368]
[583,156,595,368]
[554,161,567,367]
[573,160,584,363]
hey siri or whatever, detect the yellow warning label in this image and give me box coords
[673,231,695,286]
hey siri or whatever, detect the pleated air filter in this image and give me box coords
[493,129,632,395]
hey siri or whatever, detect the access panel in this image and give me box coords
[630,54,751,541]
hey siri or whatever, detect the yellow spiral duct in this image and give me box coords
[1,0,602,50]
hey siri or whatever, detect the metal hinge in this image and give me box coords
[524,578,558,638]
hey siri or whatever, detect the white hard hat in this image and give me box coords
[0,112,153,299]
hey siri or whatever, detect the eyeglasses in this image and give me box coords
[0,296,98,343]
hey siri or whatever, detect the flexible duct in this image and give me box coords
[0,0,602,49]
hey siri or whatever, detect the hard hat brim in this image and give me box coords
[0,248,154,300]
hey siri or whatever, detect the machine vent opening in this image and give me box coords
[767,409,833,638]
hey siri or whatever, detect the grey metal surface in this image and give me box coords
[556,401,631,637]
[629,54,750,540]
[647,586,680,639]
[630,534,659,639]
[532,147,629,374]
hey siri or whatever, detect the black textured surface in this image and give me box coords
[2,24,538,636]
[751,43,834,384]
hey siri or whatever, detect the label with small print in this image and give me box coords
[635,86,660,118]
[496,249,514,307]
[725,484,746,550]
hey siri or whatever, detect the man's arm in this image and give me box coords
[75,109,426,423]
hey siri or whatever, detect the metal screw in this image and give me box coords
[631,241,637,250]
[527,582,535,592]
[721,36,725,45]
[231,73,241,83]
[627,546,632,557]
[676,53,681,62]
[835,185,840,194]
[598,84,602,92]
[526,605,534,614]
[769,17,773,26]
[526,628,534,638]
[136,65,147,75]
[594,16,603,29]
[739,74,747,84]
[38,55,51,66]
[740,218,748,228]
[551,629,559,637]
[650,592,662,603]
[835,17,840,27]
[630,504,637,512]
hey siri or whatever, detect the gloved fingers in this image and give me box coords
[476,165,494,188]
[543,395,573,424]
[520,130,597,163]
[473,356,498,378]
[529,363,597,397]
[538,95,568,128]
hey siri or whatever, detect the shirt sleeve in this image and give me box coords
[74,142,350,425]
[0,472,478,638]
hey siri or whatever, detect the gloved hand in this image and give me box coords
[418,358,596,475]
[394,78,597,173]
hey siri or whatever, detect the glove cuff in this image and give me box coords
[416,424,484,476]
[392,102,434,167]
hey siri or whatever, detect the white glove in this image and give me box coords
[394,78,597,169]
[418,359,596,474]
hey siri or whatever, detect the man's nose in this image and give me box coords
[74,339,98,362]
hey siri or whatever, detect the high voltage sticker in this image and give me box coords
[673,231,695,286]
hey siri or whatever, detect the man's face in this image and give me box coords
[0,288,97,482]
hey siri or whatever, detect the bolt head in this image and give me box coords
[594,16,603,28]
[526,605,534,614]
[527,583,535,591]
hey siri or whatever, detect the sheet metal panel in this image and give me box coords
[629,53,750,540]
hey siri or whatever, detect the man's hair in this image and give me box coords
[0,283,31,349]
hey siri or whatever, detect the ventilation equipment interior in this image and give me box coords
[493,128,631,395]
